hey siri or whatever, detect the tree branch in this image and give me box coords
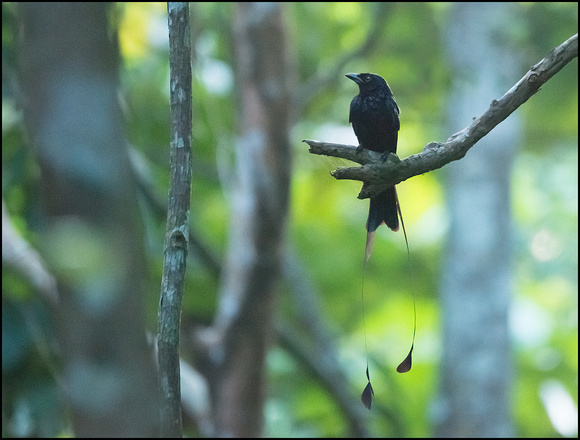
[2,199,59,304]
[305,33,578,199]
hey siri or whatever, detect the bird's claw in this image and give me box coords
[381,152,400,163]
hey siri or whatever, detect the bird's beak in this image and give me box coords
[345,73,362,85]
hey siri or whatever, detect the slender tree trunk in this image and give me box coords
[434,3,518,437]
[158,3,193,437]
[19,3,158,436]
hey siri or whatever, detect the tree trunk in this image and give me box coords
[158,3,193,437]
[197,3,293,437]
[19,3,158,436]
[434,3,518,437]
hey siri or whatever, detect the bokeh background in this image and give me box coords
[2,2,577,437]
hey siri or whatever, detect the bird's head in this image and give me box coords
[345,72,392,96]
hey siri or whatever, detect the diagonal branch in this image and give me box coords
[305,33,578,200]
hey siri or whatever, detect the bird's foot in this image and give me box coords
[381,152,401,164]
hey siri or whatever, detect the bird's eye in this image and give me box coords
[364,75,371,82]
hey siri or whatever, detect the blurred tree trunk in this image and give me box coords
[434,3,519,437]
[19,3,158,436]
[195,2,293,437]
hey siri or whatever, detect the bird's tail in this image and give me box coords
[365,187,399,261]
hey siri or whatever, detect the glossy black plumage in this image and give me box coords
[346,72,400,233]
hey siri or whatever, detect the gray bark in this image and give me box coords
[158,2,193,437]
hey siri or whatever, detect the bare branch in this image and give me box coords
[2,199,59,303]
[158,3,192,437]
[305,33,578,199]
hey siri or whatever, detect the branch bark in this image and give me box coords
[305,33,578,198]
[158,2,193,437]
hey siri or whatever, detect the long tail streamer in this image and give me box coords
[360,192,417,410]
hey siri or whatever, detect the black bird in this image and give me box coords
[346,72,400,259]
[346,73,413,410]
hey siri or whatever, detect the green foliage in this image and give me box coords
[2,2,577,437]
